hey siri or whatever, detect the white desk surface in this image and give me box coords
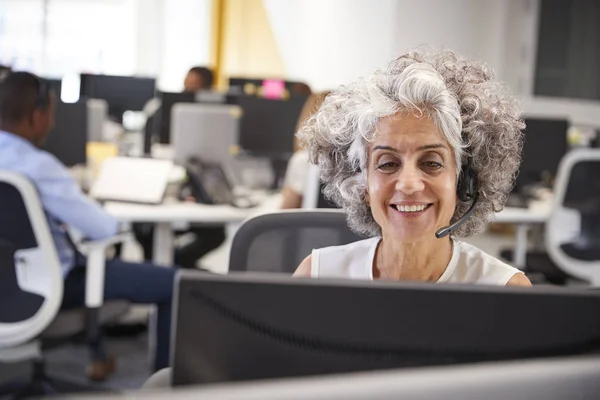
[495,205,549,224]
[104,193,282,224]
[105,193,549,226]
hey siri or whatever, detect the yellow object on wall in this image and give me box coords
[210,0,286,88]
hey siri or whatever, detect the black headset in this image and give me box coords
[435,158,480,239]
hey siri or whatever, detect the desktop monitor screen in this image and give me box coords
[79,74,156,122]
[43,100,87,167]
[172,272,600,387]
[235,95,308,158]
[516,118,569,190]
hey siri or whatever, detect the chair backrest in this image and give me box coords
[229,210,364,274]
[545,149,600,285]
[0,170,63,348]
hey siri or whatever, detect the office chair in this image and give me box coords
[0,170,129,398]
[545,149,600,286]
[229,209,363,274]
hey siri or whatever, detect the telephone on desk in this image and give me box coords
[180,158,257,209]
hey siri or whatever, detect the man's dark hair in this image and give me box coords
[188,66,214,89]
[0,72,52,127]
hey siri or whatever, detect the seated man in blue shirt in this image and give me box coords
[0,72,175,377]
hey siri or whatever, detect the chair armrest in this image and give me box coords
[82,232,130,308]
[78,231,131,252]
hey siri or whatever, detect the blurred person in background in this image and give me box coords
[183,66,214,92]
[281,91,331,209]
[135,65,226,269]
[0,72,177,379]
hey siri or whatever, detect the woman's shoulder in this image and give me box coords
[311,237,379,279]
[447,241,522,285]
[314,237,380,260]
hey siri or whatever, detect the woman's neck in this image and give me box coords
[373,235,453,282]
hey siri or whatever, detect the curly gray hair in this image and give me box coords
[298,49,525,238]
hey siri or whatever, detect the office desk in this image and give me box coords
[494,203,550,270]
[104,193,282,265]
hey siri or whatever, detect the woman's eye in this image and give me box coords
[422,161,442,170]
[376,162,399,171]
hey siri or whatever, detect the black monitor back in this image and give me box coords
[229,77,309,95]
[80,74,156,122]
[236,95,307,158]
[156,92,196,144]
[44,78,62,98]
[516,118,569,190]
[172,272,600,387]
[43,100,87,167]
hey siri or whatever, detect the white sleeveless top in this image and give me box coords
[311,237,522,285]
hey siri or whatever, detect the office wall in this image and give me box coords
[264,0,398,91]
[263,0,516,91]
[133,0,212,91]
[504,0,600,128]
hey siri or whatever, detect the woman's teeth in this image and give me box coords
[394,204,427,212]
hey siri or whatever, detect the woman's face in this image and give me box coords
[366,112,458,242]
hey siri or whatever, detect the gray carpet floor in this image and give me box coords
[0,332,151,398]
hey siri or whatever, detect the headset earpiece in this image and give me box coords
[457,160,478,202]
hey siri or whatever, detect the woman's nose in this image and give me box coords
[395,165,425,195]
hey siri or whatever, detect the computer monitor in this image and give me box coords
[155,92,196,144]
[44,78,62,98]
[79,74,156,122]
[42,100,87,167]
[515,118,569,192]
[172,272,600,387]
[228,77,310,97]
[235,95,307,157]
[228,77,264,95]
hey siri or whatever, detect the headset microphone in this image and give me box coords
[435,191,479,238]
[435,158,479,239]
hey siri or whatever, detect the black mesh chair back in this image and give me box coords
[0,180,45,322]
[546,149,600,285]
[229,210,364,274]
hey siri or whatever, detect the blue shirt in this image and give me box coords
[0,130,119,276]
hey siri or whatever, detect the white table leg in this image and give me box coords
[514,224,530,270]
[147,304,157,369]
[149,222,174,368]
[153,222,174,266]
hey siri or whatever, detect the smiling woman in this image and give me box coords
[293,49,531,287]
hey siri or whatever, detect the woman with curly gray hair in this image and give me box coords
[294,49,531,286]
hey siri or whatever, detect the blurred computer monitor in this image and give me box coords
[43,78,62,98]
[228,77,264,95]
[79,74,156,122]
[515,118,569,192]
[235,95,307,158]
[172,271,600,387]
[155,92,196,144]
[42,100,87,167]
[228,77,310,97]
